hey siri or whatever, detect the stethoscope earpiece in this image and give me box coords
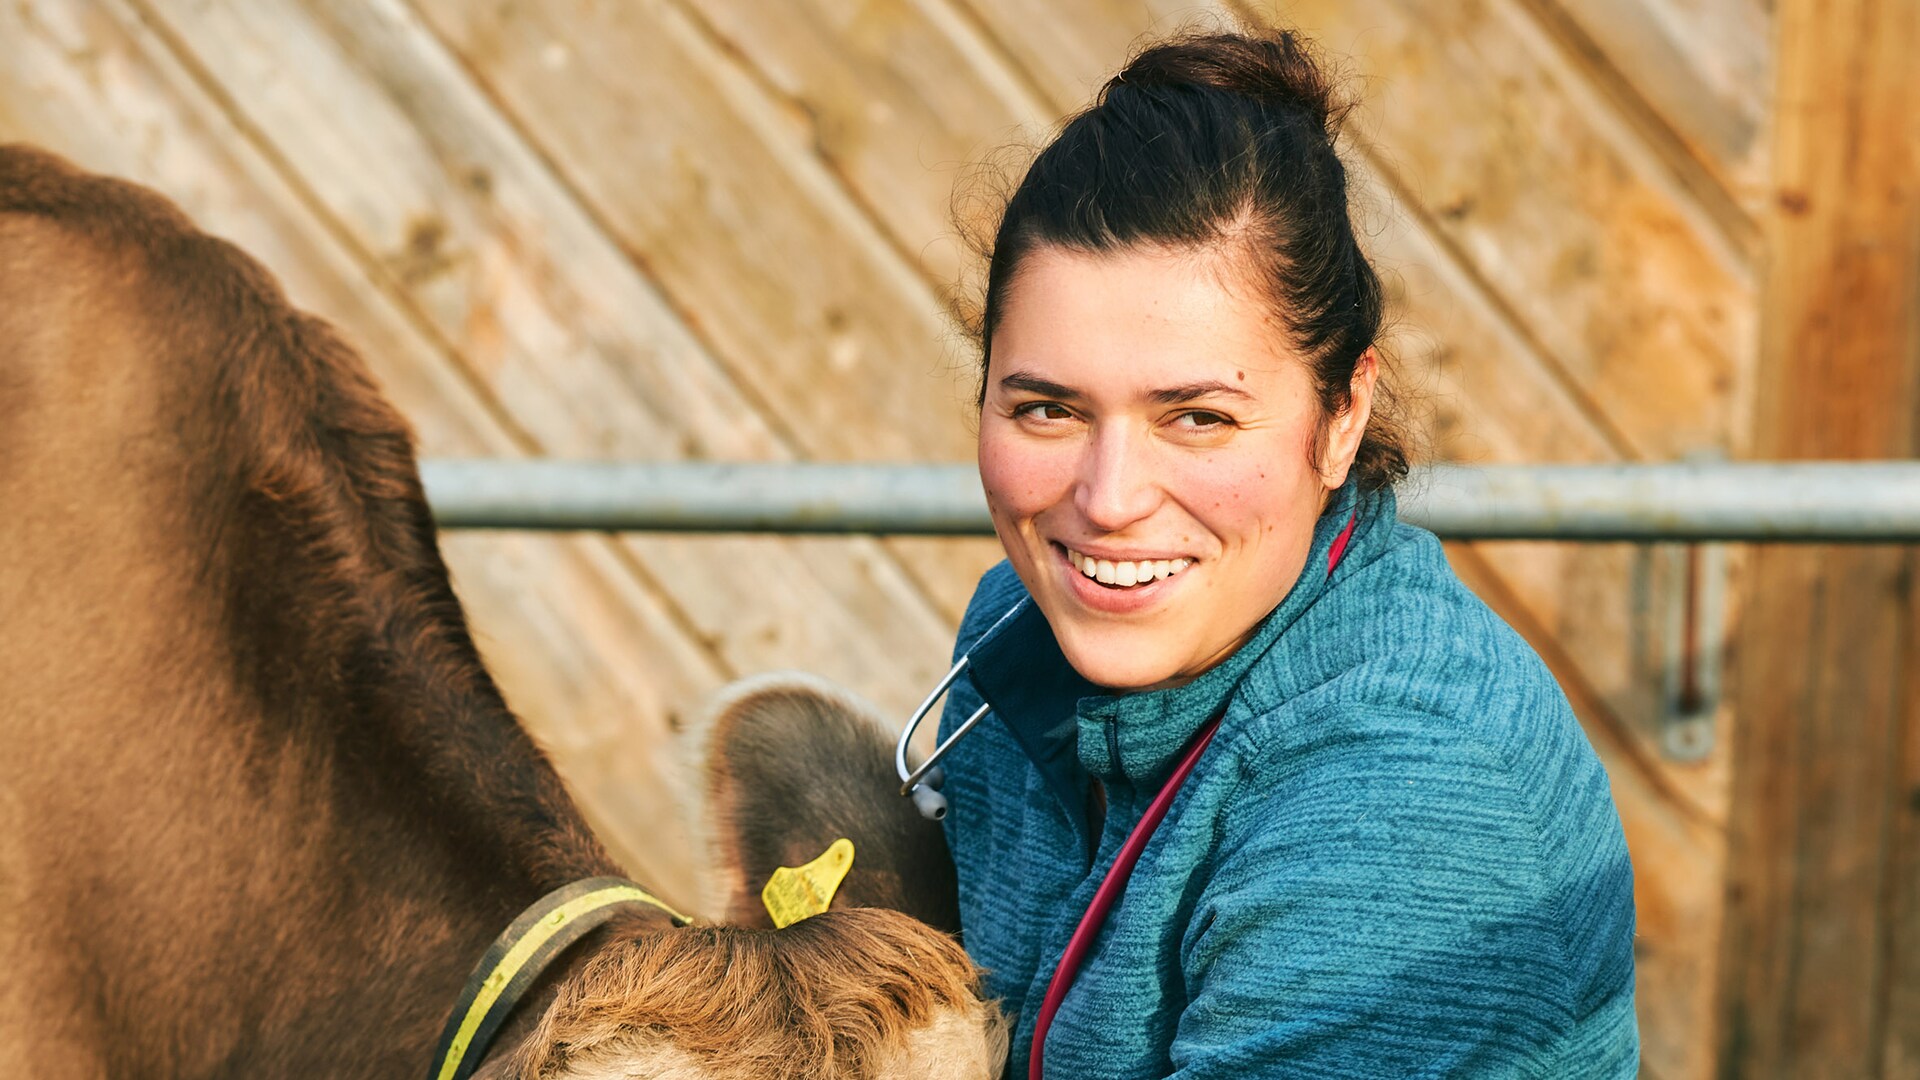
[908,775,948,820]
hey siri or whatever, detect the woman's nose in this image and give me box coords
[1074,424,1160,531]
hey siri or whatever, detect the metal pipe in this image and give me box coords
[418,460,1920,542]
[420,461,988,534]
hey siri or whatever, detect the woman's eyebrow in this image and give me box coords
[998,370,1081,399]
[1149,380,1255,405]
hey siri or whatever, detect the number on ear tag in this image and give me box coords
[761,837,855,928]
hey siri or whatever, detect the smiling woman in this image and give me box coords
[937,23,1639,1080]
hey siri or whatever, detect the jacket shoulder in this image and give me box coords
[1241,523,1573,762]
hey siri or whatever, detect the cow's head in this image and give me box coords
[501,907,1007,1079]
[541,672,996,1077]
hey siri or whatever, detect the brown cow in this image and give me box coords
[0,144,1003,1080]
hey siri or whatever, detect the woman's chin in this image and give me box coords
[1055,636,1191,693]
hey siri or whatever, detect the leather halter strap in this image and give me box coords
[427,877,689,1080]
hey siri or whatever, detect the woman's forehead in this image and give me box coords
[990,245,1299,392]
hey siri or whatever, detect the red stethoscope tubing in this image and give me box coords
[1027,714,1220,1079]
[1027,512,1356,1079]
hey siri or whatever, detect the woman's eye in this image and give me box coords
[1015,401,1075,422]
[1174,410,1232,430]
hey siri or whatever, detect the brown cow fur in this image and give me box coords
[0,145,999,1079]
[509,911,1002,1079]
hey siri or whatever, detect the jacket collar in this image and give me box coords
[965,481,1393,836]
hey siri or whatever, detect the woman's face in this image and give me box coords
[978,244,1374,691]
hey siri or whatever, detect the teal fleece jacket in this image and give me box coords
[937,481,1638,1078]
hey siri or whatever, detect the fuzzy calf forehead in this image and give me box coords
[527,1000,1007,1080]
[511,910,1005,1080]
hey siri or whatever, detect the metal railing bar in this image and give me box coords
[417,461,1920,542]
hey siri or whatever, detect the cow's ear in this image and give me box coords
[683,674,959,932]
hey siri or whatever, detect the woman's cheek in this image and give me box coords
[1171,448,1321,554]
[1167,453,1266,519]
[978,425,1073,519]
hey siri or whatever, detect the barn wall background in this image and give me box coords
[4,1,1913,1077]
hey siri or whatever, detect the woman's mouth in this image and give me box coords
[1063,547,1192,589]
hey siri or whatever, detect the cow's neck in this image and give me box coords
[186,323,642,1068]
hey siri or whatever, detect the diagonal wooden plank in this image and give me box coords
[129,0,970,721]
[658,0,1022,626]
[952,0,1205,110]
[404,0,1010,628]
[0,0,733,904]
[672,0,1044,294]
[660,0,1054,626]
[412,0,979,465]
[1264,0,1757,460]
[1520,0,1771,232]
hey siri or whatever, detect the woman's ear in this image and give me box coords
[1319,348,1379,489]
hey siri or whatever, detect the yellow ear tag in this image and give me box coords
[761,837,855,929]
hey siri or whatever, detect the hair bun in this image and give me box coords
[1111,30,1343,133]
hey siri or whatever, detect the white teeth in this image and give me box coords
[1065,548,1192,587]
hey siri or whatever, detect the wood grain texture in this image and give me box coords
[0,0,731,904]
[661,0,1025,625]
[411,0,978,464]
[132,0,969,711]
[1716,0,1920,1075]
[677,0,1046,293]
[1891,592,1920,1078]
[404,0,1013,630]
[953,0,1206,114]
[1519,0,1771,250]
[1554,0,1769,184]
[1270,0,1756,460]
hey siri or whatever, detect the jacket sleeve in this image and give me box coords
[1167,717,1637,1079]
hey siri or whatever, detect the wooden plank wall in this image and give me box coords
[1716,1,1920,1076]
[6,1,1905,1077]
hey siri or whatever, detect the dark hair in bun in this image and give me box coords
[978,26,1409,491]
